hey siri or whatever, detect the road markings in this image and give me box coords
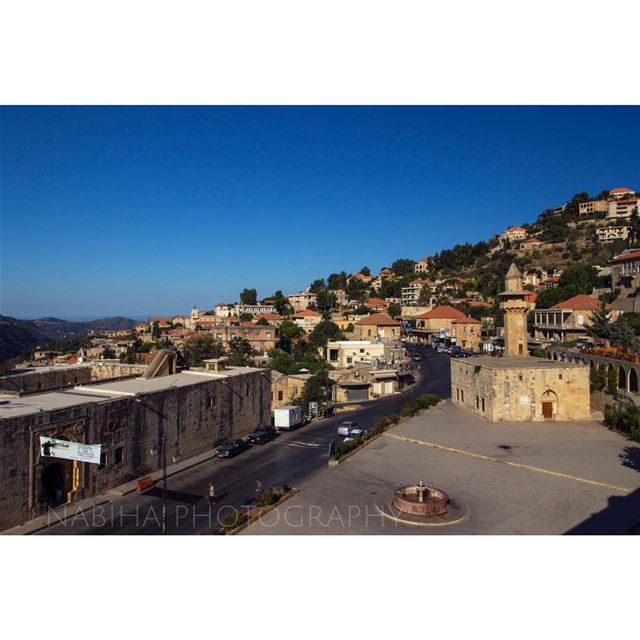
[274,440,323,449]
[383,433,633,493]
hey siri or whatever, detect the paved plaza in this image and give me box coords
[243,401,640,534]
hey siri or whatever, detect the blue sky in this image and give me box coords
[1,106,639,319]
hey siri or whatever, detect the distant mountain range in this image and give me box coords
[0,315,138,361]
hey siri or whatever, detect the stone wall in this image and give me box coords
[0,369,271,532]
[0,363,147,395]
[451,359,591,422]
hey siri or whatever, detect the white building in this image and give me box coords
[596,225,633,243]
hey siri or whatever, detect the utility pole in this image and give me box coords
[161,431,167,535]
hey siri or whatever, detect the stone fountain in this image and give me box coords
[392,481,449,517]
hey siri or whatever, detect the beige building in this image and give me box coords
[607,191,639,219]
[326,340,405,368]
[271,371,311,408]
[353,313,400,340]
[451,263,591,422]
[596,225,632,243]
[410,305,481,350]
[579,199,608,216]
[415,256,433,274]
[287,290,317,312]
[451,357,591,421]
[293,308,322,330]
[499,226,527,245]
[533,295,619,344]
[236,303,277,317]
[401,279,434,306]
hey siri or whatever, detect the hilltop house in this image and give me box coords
[408,305,481,350]
[353,313,400,340]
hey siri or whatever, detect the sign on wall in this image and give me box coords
[40,436,102,465]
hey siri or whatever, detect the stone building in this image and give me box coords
[0,359,271,532]
[451,263,591,422]
[353,313,400,340]
[451,357,591,422]
[271,371,312,408]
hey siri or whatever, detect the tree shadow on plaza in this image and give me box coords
[619,446,640,472]
[565,487,640,534]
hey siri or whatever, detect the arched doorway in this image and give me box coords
[41,462,66,507]
[540,389,558,420]
[629,368,639,394]
[618,366,626,391]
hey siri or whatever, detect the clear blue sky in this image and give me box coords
[1,106,639,319]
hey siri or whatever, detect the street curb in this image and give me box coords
[214,488,299,535]
[327,399,441,468]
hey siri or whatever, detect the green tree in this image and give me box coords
[608,317,637,350]
[256,317,270,326]
[277,320,305,354]
[298,371,335,409]
[327,272,347,290]
[239,312,253,321]
[387,302,401,318]
[151,322,161,339]
[360,266,371,276]
[558,263,598,297]
[308,321,344,350]
[272,290,292,316]
[391,258,416,277]
[417,285,431,306]
[240,288,257,305]
[585,304,613,340]
[227,336,254,366]
[102,347,116,359]
[535,287,564,309]
[309,279,326,294]
[315,289,337,314]
[182,337,225,367]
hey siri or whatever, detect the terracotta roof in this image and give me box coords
[148,316,167,323]
[294,309,321,317]
[415,305,480,323]
[354,313,399,326]
[352,273,374,281]
[551,295,612,311]
[611,187,633,194]
[611,250,640,264]
[253,312,282,321]
[365,297,388,308]
[410,278,432,285]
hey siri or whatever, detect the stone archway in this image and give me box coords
[629,368,639,395]
[41,461,68,507]
[618,365,627,391]
[540,389,558,420]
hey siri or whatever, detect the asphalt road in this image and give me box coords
[39,346,452,535]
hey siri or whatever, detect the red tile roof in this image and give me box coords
[294,309,321,317]
[253,312,282,321]
[550,295,612,310]
[415,305,480,323]
[611,250,640,264]
[611,187,633,194]
[354,313,399,326]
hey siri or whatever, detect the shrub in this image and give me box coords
[258,488,281,507]
[604,404,640,442]
[400,394,440,417]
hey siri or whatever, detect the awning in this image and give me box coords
[371,371,398,380]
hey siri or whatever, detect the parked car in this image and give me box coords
[215,439,250,458]
[247,425,278,445]
[412,354,422,361]
[337,420,360,436]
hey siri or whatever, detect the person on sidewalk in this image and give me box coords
[207,482,216,506]
[255,479,263,502]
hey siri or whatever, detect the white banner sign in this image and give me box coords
[40,436,102,465]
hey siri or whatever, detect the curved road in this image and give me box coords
[40,346,451,535]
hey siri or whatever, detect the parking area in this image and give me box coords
[243,401,640,534]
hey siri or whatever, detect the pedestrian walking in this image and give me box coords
[207,482,216,505]
[255,479,263,502]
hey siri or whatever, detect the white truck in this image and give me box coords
[273,405,304,430]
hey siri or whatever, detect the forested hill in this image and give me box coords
[0,315,138,361]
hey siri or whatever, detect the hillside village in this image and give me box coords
[2,185,639,410]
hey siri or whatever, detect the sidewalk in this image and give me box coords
[1,447,221,535]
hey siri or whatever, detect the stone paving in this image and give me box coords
[243,401,640,534]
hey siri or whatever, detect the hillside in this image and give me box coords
[29,316,138,340]
[0,315,49,360]
[0,315,138,361]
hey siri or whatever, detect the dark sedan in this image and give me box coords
[215,439,250,458]
[247,426,278,445]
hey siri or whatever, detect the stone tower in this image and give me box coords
[499,263,534,357]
